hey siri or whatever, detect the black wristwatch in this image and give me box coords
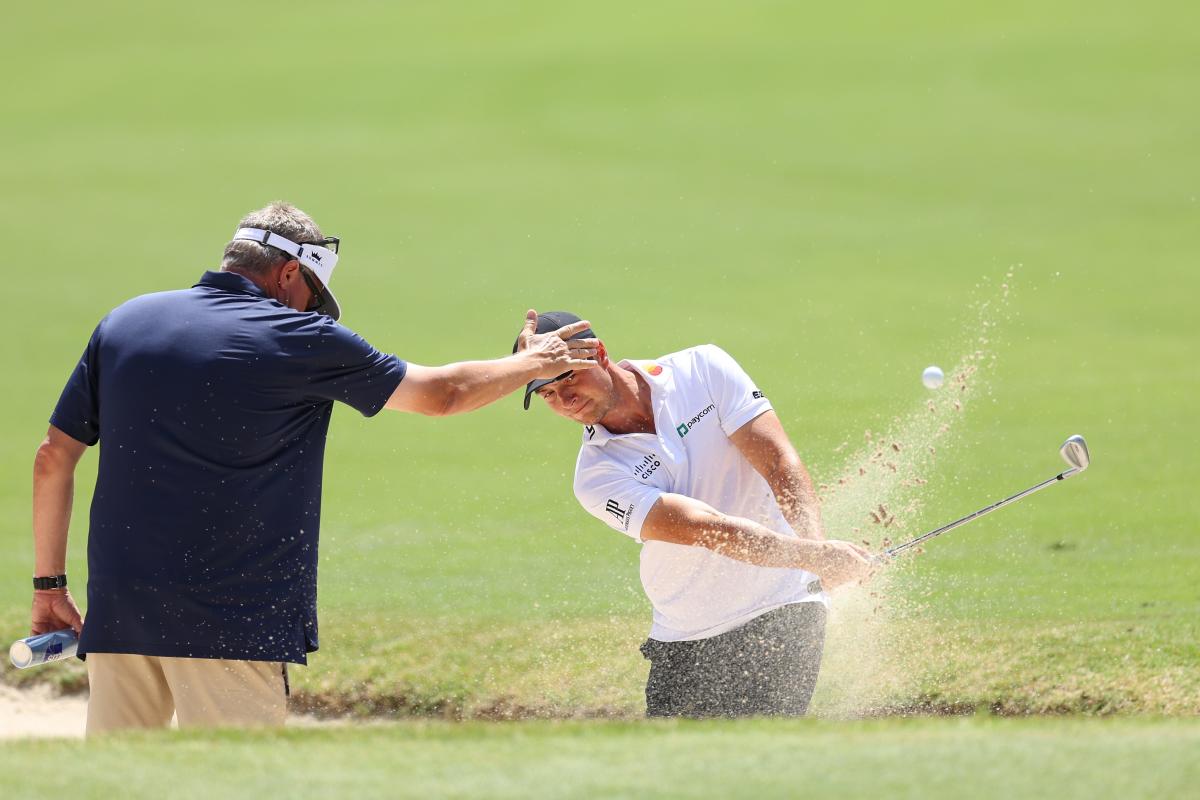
[33,574,68,590]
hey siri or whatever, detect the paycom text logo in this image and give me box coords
[676,403,716,437]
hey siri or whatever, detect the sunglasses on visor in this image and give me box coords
[298,266,328,313]
[278,237,338,313]
[302,236,340,254]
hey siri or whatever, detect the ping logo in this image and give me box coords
[676,403,716,437]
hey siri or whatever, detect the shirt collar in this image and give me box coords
[194,270,269,298]
[580,423,610,445]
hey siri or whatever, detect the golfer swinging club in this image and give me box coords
[516,312,873,717]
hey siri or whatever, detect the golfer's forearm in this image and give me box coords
[729,412,824,539]
[32,450,75,576]
[690,512,826,570]
[643,496,826,571]
[771,464,824,541]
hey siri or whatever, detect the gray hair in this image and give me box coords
[221,202,324,277]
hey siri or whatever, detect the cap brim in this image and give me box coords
[523,377,562,410]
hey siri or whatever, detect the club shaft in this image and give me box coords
[885,468,1078,557]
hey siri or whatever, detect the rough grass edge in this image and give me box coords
[4,667,1195,721]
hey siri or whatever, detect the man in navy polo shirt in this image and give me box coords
[30,202,597,734]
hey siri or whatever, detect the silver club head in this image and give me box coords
[1060,434,1090,472]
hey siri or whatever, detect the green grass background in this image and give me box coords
[1,0,1197,734]
[3,718,1199,799]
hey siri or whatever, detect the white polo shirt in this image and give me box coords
[573,345,828,642]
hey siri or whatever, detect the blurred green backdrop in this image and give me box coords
[1,0,1196,715]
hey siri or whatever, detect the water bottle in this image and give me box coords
[9,629,79,669]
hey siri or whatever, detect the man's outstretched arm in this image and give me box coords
[730,411,824,540]
[385,310,598,416]
[31,425,86,635]
[639,493,872,589]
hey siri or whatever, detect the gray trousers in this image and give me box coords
[640,602,826,718]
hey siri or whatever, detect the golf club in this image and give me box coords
[880,434,1090,559]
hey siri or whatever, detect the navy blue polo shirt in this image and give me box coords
[51,271,406,664]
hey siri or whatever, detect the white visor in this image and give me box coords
[232,227,342,320]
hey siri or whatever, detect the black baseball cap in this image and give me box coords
[513,311,596,410]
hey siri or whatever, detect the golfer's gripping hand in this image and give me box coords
[516,309,600,378]
[816,540,876,589]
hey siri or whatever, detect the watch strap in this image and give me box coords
[33,574,68,590]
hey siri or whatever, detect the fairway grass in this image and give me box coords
[3,718,1197,800]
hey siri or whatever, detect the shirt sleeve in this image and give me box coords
[49,320,105,446]
[301,321,407,417]
[697,344,773,436]
[574,462,664,543]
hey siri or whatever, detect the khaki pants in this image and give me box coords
[86,653,288,735]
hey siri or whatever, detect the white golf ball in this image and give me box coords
[922,365,944,390]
